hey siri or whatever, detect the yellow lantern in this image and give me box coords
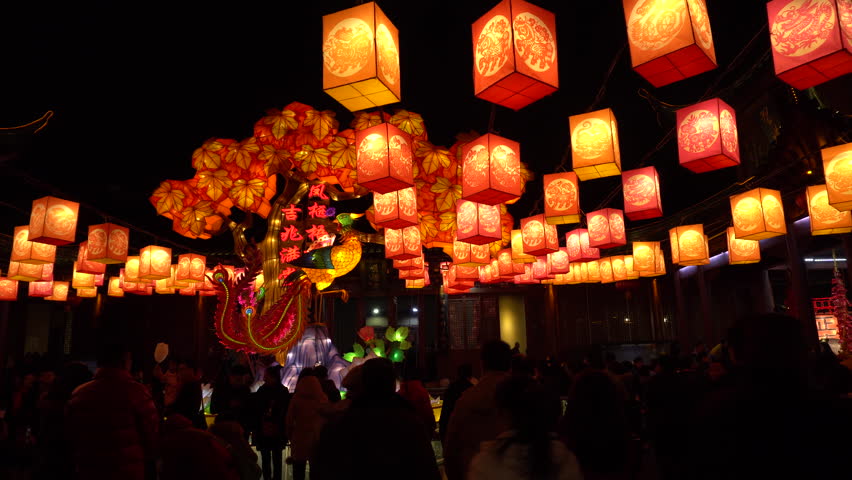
[669,224,708,266]
[11,226,56,265]
[822,143,852,211]
[599,257,615,284]
[511,229,535,263]
[72,262,96,289]
[632,241,658,272]
[570,108,621,180]
[139,245,172,280]
[730,188,786,240]
[726,227,761,265]
[807,184,852,235]
[107,277,125,297]
[76,287,97,298]
[640,243,667,277]
[45,281,69,301]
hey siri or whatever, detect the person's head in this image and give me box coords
[228,365,251,386]
[361,357,396,399]
[314,365,329,380]
[457,363,473,381]
[264,365,283,386]
[655,354,676,375]
[342,365,364,399]
[481,340,512,373]
[39,369,57,387]
[633,356,644,368]
[57,362,92,395]
[97,343,132,371]
[297,367,315,381]
[177,359,198,383]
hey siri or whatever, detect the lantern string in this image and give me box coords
[487,105,498,134]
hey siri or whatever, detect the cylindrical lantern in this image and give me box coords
[0,278,19,301]
[727,227,761,265]
[548,248,571,275]
[87,223,130,264]
[587,208,626,249]
[7,261,44,282]
[599,257,615,284]
[767,0,852,90]
[11,226,56,265]
[28,281,53,298]
[730,188,787,240]
[586,260,601,283]
[456,200,502,245]
[28,196,79,246]
[570,108,621,180]
[821,143,852,211]
[622,166,663,220]
[107,277,125,297]
[669,224,709,266]
[543,172,580,225]
[76,287,97,298]
[373,187,418,228]
[452,239,491,266]
[76,242,107,275]
[355,123,414,194]
[384,225,421,260]
[45,281,69,301]
[521,214,559,256]
[565,229,601,262]
[807,184,852,235]
[139,245,172,280]
[510,229,536,263]
[676,98,739,173]
[461,134,521,205]
[611,255,627,282]
[176,253,207,283]
[632,241,659,272]
[623,0,717,87]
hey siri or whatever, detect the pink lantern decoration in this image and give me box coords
[520,214,559,256]
[676,98,739,173]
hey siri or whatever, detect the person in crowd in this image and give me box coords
[166,358,206,430]
[65,343,159,480]
[469,375,581,480]
[209,417,262,480]
[397,366,436,438]
[159,413,241,480]
[9,371,38,451]
[35,361,91,480]
[438,363,473,442]
[285,375,328,480]
[510,342,521,356]
[314,357,441,480]
[313,365,341,404]
[212,364,254,438]
[645,354,696,480]
[444,340,513,480]
[152,358,179,415]
[253,365,290,480]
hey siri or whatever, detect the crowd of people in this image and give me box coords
[1,312,851,479]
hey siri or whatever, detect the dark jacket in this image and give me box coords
[251,383,290,450]
[438,377,472,440]
[159,414,241,480]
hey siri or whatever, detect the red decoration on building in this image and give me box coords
[543,172,580,225]
[384,225,421,260]
[832,268,852,353]
[586,209,626,249]
[676,98,739,173]
[28,196,80,246]
[622,166,663,220]
[461,133,521,205]
[282,205,302,221]
[456,200,502,245]
[373,186,418,229]
[565,228,601,262]
[521,214,558,256]
[355,123,414,194]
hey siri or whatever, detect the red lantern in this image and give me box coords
[730,188,787,240]
[497,249,516,277]
[176,253,207,283]
[548,248,571,274]
[669,224,709,265]
[0,278,19,301]
[373,187,418,228]
[179,284,197,296]
[40,263,54,282]
[107,277,125,297]
[807,184,852,235]
[75,242,107,275]
[586,208,626,249]
[727,227,761,265]
[356,123,414,194]
[821,143,852,211]
[513,264,539,285]
[7,261,43,282]
[45,281,69,301]
[87,223,130,264]
[384,226,421,260]
[632,241,659,272]
[322,2,400,111]
[510,229,535,263]
[570,108,621,180]
[28,196,79,246]
[623,0,717,87]
[76,287,97,298]
[394,254,424,270]
[543,172,580,225]
[472,0,559,110]
[599,257,615,284]
[139,246,172,280]
[532,257,554,280]
[565,229,601,262]
[461,134,521,205]
[11,226,55,265]
[28,281,53,298]
[456,200,502,245]
[521,214,558,256]
[452,239,491,266]
[622,166,663,220]
[768,0,852,90]
[677,98,739,173]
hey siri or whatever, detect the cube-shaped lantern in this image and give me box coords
[28,281,53,298]
[393,254,424,271]
[807,184,852,235]
[28,196,79,246]
[532,257,553,280]
[669,224,708,265]
[623,0,717,87]
[384,225,421,260]
[11,226,56,265]
[510,229,536,263]
[727,227,761,265]
[570,262,589,283]
[45,281,69,301]
[586,260,601,283]
[179,284,197,296]
[87,223,130,264]
[587,208,626,249]
[521,214,558,256]
[452,239,491,266]
[571,108,622,180]
[676,98,739,173]
[622,166,663,220]
[76,287,98,298]
[632,241,659,272]
[322,2,400,111]
[108,277,125,297]
[461,134,521,205]
[472,0,559,110]
[356,123,414,194]
[565,229,601,262]
[176,253,207,283]
[543,172,580,225]
[76,242,107,275]
[0,278,19,301]
[72,262,96,289]
[548,248,571,275]
[7,261,44,282]
[730,188,787,240]
[513,264,539,285]
[454,265,481,280]
[624,255,640,280]
[768,0,852,90]
[406,279,427,289]
[456,200,502,245]
[611,255,627,282]
[640,243,667,277]
[40,263,54,282]
[373,187,418,228]
[821,143,852,211]
[599,257,615,284]
[497,249,516,277]
[125,256,141,282]
[139,245,172,280]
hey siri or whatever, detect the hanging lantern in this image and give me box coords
[125,256,141,282]
[322,2,400,111]
[767,0,852,90]
[821,143,852,211]
[513,264,539,285]
[510,229,536,263]
[76,242,107,275]
[394,254,424,270]
[461,134,521,205]
[472,0,558,110]
[632,241,659,272]
[726,227,761,265]
[45,281,69,301]
[623,0,717,87]
[28,196,80,246]
[179,284,197,296]
[356,123,414,194]
[587,208,626,249]
[384,225,421,260]
[622,166,663,220]
[11,226,56,265]
[155,276,175,294]
[373,187,418,228]
[586,260,601,283]
[610,256,627,282]
[497,249,516,277]
[176,253,207,283]
[521,214,559,256]
[570,262,589,284]
[454,265,480,280]
[0,278,19,301]
[624,255,640,280]
[170,265,189,288]
[72,262,96,289]
[543,172,580,225]
[640,243,667,277]
[570,108,621,180]
[456,200,502,245]
[548,248,571,274]
[76,287,97,298]
[28,281,53,298]
[669,224,709,265]
[139,245,172,280]
[107,277,125,297]
[40,263,54,282]
[406,278,427,289]
[730,188,787,240]
[86,223,130,264]
[452,239,491,266]
[807,184,852,235]
[676,98,740,173]
[94,274,104,287]
[532,257,553,280]
[7,261,43,282]
[599,257,615,284]
[565,229,601,262]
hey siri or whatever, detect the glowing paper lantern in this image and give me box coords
[176,253,207,283]
[87,223,130,264]
[611,256,628,281]
[11,226,56,265]
[406,279,427,289]
[72,262,95,289]
[94,274,104,287]
[472,0,559,110]
[28,281,53,298]
[570,262,589,283]
[807,184,852,235]
[456,200,502,245]
[393,254,424,270]
[570,108,621,181]
[355,123,414,194]
[548,248,571,275]
[155,276,175,294]
[767,0,852,90]
[586,260,601,283]
[730,188,787,240]
[452,265,479,281]
[497,249,516,277]
[599,257,615,284]
[513,264,539,285]
[0,278,19,301]
[532,257,553,280]
[76,287,97,298]
[373,187,418,228]
[107,277,125,297]
[139,245,172,280]
[7,262,43,282]
[726,227,761,265]
[624,255,640,280]
[640,243,667,277]
[676,98,739,173]
[28,196,79,246]
[543,172,580,225]
[623,0,717,87]
[76,242,107,275]
[452,239,491,266]
[510,229,536,263]
[586,209,626,249]
[461,134,521,205]
[669,224,709,266]
[179,284,197,296]
[384,225,421,260]
[521,214,558,256]
[40,263,54,282]
[622,166,663,220]
[125,256,141,282]
[565,229,601,262]
[632,241,659,272]
[821,143,852,211]
[45,281,69,301]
